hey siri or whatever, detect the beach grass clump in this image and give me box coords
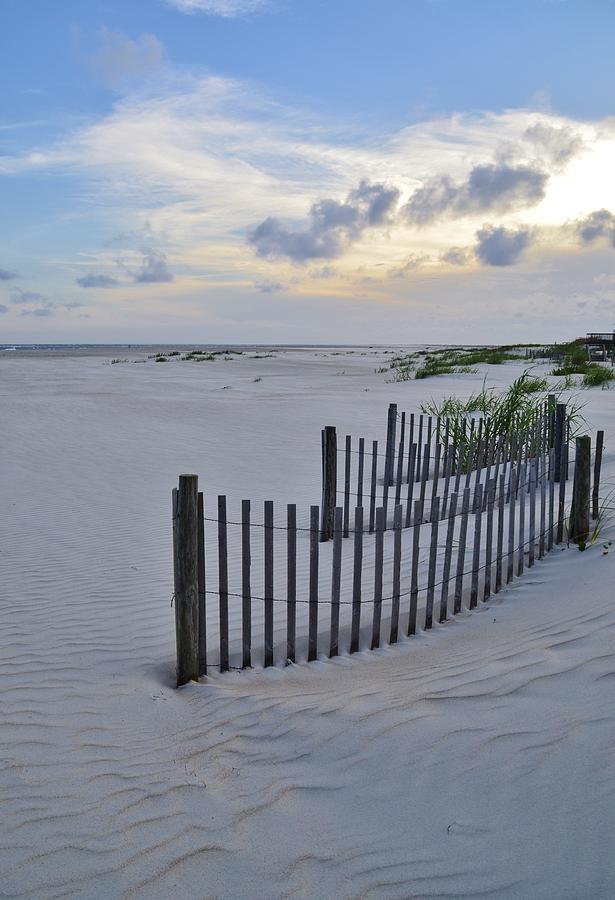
[581,365,614,387]
[422,371,585,465]
[551,355,614,387]
[183,350,216,361]
[388,344,525,381]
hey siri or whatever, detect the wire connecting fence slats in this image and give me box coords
[172,403,600,683]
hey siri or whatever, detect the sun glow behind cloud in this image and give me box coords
[3,40,615,341]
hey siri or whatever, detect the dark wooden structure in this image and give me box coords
[586,332,615,361]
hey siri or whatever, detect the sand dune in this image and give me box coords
[2,347,615,898]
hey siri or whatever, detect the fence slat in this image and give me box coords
[431,441,441,513]
[507,469,516,583]
[548,448,555,551]
[554,403,566,482]
[383,404,397,518]
[286,503,296,664]
[369,439,378,533]
[517,467,526,578]
[407,414,415,482]
[394,437,404,507]
[441,447,453,519]
[350,506,364,653]
[472,437,484,512]
[556,442,567,544]
[408,500,421,636]
[404,443,417,527]
[389,504,403,643]
[242,498,251,669]
[197,492,207,676]
[418,444,429,520]
[529,464,536,567]
[217,494,229,673]
[320,425,337,541]
[308,505,319,662]
[495,472,505,593]
[371,506,385,650]
[593,430,604,520]
[425,496,440,629]
[483,481,494,601]
[439,492,457,623]
[343,435,351,538]
[454,488,471,614]
[264,500,274,667]
[539,452,547,559]
[357,437,365,509]
[329,507,343,658]
[416,415,424,482]
[470,483,483,609]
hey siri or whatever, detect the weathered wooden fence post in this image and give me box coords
[547,394,556,449]
[173,474,200,686]
[592,430,604,520]
[320,425,337,541]
[554,403,566,483]
[570,435,591,546]
[384,402,398,488]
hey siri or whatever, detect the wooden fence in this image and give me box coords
[319,399,570,541]
[172,405,603,685]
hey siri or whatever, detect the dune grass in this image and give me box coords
[387,344,530,381]
[421,372,585,465]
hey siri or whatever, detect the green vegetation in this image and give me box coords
[183,350,216,361]
[386,344,529,381]
[582,365,615,387]
[378,338,613,389]
[548,341,614,388]
[422,372,585,465]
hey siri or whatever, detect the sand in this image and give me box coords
[1,346,615,898]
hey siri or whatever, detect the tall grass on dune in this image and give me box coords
[421,372,585,470]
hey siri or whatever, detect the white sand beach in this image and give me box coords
[2,346,615,899]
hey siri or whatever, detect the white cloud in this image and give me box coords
[2,68,614,298]
[164,0,268,16]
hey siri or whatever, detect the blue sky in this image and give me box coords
[2,0,615,342]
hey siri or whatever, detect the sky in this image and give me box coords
[2,0,615,344]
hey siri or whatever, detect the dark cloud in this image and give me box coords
[523,122,583,169]
[404,162,548,226]
[0,268,19,281]
[254,279,285,293]
[248,180,400,263]
[89,28,165,90]
[9,289,46,305]
[475,224,534,266]
[0,304,8,314]
[76,273,120,288]
[133,250,174,283]
[575,209,615,246]
[441,246,470,266]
